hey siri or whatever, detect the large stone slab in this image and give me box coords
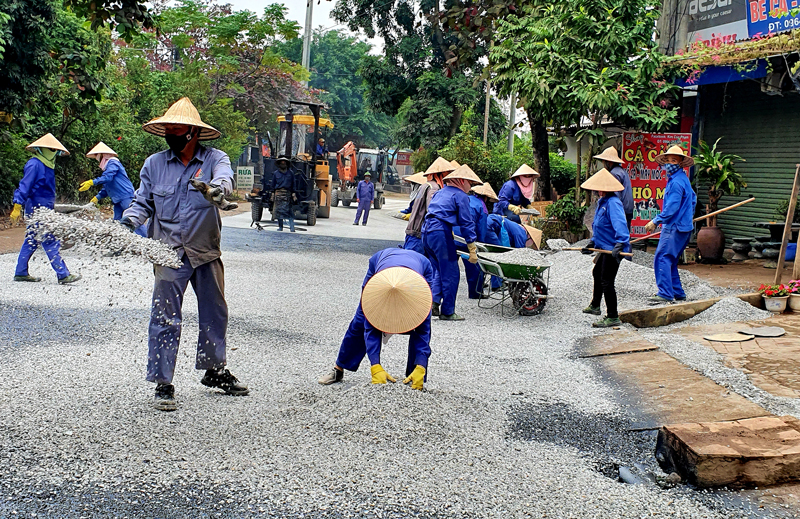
[656,415,800,488]
[619,293,763,328]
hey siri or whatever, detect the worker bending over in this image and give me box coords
[422,165,483,320]
[493,164,539,223]
[318,248,434,391]
[403,157,455,254]
[644,145,697,305]
[354,171,374,226]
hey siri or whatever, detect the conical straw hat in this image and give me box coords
[403,172,427,185]
[581,168,624,192]
[593,147,624,164]
[361,267,432,334]
[444,164,483,185]
[471,182,498,201]
[511,164,539,178]
[86,141,118,158]
[522,225,543,250]
[655,145,694,168]
[26,133,69,155]
[142,97,221,141]
[424,156,456,176]
[450,160,461,168]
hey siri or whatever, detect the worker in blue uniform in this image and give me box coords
[422,164,483,320]
[271,155,296,232]
[403,157,455,254]
[593,147,633,229]
[318,248,434,390]
[10,133,81,285]
[120,97,248,411]
[316,138,328,157]
[493,164,539,223]
[80,142,146,237]
[354,172,375,225]
[579,168,631,328]
[453,182,496,298]
[644,145,697,305]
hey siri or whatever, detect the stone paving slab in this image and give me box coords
[577,330,658,358]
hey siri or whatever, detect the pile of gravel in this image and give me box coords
[679,297,772,327]
[477,248,551,266]
[28,207,181,268]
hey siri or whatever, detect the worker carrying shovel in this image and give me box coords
[119,97,248,411]
[318,248,435,391]
[643,145,697,305]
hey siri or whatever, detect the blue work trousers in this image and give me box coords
[336,304,431,379]
[423,230,460,315]
[114,197,147,237]
[455,242,484,298]
[503,209,522,224]
[403,235,424,255]
[15,225,70,279]
[147,255,228,384]
[355,199,371,224]
[653,227,692,301]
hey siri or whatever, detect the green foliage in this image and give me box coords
[693,138,747,215]
[774,197,800,224]
[437,110,494,182]
[411,148,437,174]
[64,0,155,42]
[549,153,577,196]
[545,188,587,233]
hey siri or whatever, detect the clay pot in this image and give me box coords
[764,295,789,314]
[789,293,800,312]
[697,226,726,262]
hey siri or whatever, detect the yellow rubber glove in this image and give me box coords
[402,213,411,221]
[403,365,426,390]
[467,242,478,264]
[508,204,522,215]
[370,364,397,384]
[79,179,94,192]
[10,203,22,223]
[90,196,99,205]
[644,220,656,233]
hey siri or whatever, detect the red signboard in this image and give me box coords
[622,132,692,238]
[395,152,412,166]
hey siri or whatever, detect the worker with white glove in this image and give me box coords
[421,164,483,320]
[318,248,434,391]
[644,146,697,305]
[493,164,539,224]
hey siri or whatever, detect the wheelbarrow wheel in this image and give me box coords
[511,277,547,316]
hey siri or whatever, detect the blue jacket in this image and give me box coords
[453,194,487,243]
[272,168,294,192]
[652,169,696,232]
[486,214,528,248]
[493,179,531,215]
[592,195,631,252]
[422,186,477,243]
[13,157,56,215]
[357,180,374,201]
[362,248,435,368]
[609,165,634,216]
[94,158,136,204]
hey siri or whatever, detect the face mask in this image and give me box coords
[165,130,193,154]
[663,163,683,176]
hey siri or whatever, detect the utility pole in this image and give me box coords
[301,0,314,87]
[483,80,491,145]
[507,92,516,154]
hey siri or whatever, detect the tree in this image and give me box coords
[63,0,155,42]
[490,0,679,198]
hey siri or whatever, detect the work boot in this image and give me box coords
[583,305,601,315]
[439,313,465,321]
[647,295,673,306]
[58,274,82,285]
[200,368,249,396]
[353,222,359,226]
[318,368,344,385]
[592,317,622,328]
[153,383,177,412]
[362,222,367,226]
[14,275,41,282]
[674,295,687,302]
[431,302,440,317]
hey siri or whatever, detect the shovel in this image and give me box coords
[548,240,633,257]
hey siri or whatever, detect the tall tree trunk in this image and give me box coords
[449,105,463,138]
[527,110,551,200]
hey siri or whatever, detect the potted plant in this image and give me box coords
[788,280,800,312]
[759,283,790,313]
[693,138,747,262]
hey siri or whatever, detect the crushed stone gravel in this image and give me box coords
[477,248,551,266]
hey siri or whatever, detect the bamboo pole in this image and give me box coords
[778,164,800,283]
[562,247,633,257]
[630,197,756,244]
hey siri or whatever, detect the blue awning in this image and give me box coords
[674,60,768,87]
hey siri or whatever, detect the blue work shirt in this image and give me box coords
[423,185,477,244]
[362,248,435,368]
[493,179,531,215]
[486,214,529,248]
[316,144,327,156]
[592,195,631,252]
[609,165,634,216]
[272,168,294,192]
[453,194,487,243]
[652,168,697,232]
[357,180,374,201]
[124,145,234,268]
[94,158,136,204]
[13,157,56,216]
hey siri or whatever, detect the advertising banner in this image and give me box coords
[395,151,412,166]
[622,132,692,238]
[747,0,800,37]
[688,0,748,43]
[236,166,254,191]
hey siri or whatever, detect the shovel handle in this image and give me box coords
[562,247,633,257]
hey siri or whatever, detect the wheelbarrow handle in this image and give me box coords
[562,247,633,257]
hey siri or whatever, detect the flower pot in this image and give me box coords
[763,295,789,314]
[697,226,726,262]
[789,294,800,312]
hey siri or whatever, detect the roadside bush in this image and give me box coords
[545,188,587,233]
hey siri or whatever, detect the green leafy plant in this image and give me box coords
[693,137,747,226]
[545,188,587,233]
[774,196,800,224]
[759,283,790,297]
